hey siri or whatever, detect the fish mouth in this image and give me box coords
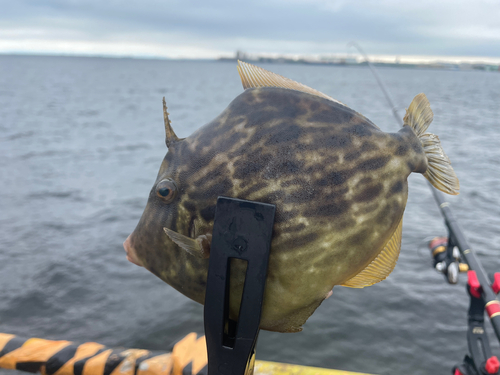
[123,234,144,267]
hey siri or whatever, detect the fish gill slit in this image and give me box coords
[188,215,197,238]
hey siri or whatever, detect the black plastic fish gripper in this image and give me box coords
[204,197,276,375]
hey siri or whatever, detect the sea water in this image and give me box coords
[1,55,499,375]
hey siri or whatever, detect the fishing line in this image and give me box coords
[348,42,449,261]
[347,42,403,126]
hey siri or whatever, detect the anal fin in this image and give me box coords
[341,217,403,288]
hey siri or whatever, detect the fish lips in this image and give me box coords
[123,234,144,267]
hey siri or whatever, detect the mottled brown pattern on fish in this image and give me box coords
[129,87,427,332]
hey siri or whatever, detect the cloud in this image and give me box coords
[0,0,499,58]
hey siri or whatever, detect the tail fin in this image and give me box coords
[404,94,460,195]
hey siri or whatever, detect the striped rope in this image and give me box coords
[0,332,206,375]
[0,333,375,375]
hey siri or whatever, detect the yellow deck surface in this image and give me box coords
[255,360,375,375]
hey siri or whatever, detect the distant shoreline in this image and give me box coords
[1,52,499,72]
[219,54,500,72]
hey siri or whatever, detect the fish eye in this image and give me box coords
[155,179,177,202]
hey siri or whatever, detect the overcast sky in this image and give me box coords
[1,0,499,59]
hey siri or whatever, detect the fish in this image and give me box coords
[123,61,459,333]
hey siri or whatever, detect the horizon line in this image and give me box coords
[2,51,500,66]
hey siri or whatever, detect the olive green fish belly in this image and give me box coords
[258,182,408,331]
[130,88,425,332]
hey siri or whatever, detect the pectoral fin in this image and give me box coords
[341,217,403,288]
[163,228,211,259]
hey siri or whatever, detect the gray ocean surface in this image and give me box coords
[1,55,500,375]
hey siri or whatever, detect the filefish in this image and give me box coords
[123,61,459,332]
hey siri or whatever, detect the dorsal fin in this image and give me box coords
[163,97,180,148]
[341,216,403,288]
[237,60,344,105]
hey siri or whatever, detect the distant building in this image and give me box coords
[235,50,251,61]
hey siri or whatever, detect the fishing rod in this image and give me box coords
[349,42,500,375]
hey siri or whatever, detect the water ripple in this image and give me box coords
[1,56,499,375]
